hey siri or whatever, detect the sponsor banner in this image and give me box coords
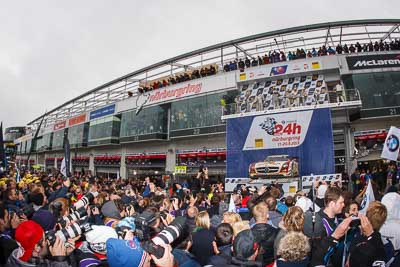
[243,110,313,150]
[69,114,86,126]
[226,108,334,178]
[90,104,116,120]
[381,126,400,161]
[270,65,288,76]
[346,53,400,70]
[116,72,236,113]
[311,61,321,69]
[174,166,187,174]
[53,121,67,131]
[301,173,342,186]
[354,129,387,140]
[238,59,322,82]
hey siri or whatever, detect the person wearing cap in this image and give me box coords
[231,229,262,267]
[6,220,73,267]
[75,225,118,265]
[315,184,328,209]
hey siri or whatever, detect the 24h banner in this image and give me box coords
[226,108,335,178]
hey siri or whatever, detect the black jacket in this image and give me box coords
[348,231,387,266]
[251,223,278,265]
[0,234,18,265]
[208,244,232,266]
[304,210,343,267]
[191,228,215,266]
[208,253,262,267]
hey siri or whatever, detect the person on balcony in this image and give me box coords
[335,82,345,102]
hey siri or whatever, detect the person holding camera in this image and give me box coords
[48,178,70,204]
[6,220,75,267]
[347,201,388,266]
[193,166,210,195]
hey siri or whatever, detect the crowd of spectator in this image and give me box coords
[223,39,400,72]
[138,65,218,94]
[0,163,399,267]
[135,39,400,97]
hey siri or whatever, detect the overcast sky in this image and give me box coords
[0,0,399,128]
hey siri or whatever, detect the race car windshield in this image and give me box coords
[265,156,290,161]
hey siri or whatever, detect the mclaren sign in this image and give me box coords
[346,53,400,70]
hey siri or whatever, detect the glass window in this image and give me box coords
[69,123,88,147]
[26,139,32,153]
[120,106,167,137]
[343,71,400,109]
[88,116,120,144]
[52,130,65,150]
[36,137,44,151]
[171,91,237,130]
[41,133,52,151]
[18,141,24,154]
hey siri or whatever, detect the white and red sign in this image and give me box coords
[53,121,67,131]
[116,72,236,113]
[243,110,313,150]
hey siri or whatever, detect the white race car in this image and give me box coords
[249,155,298,178]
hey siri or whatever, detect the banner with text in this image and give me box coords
[237,59,322,82]
[116,72,237,113]
[226,108,334,178]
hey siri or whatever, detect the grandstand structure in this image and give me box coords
[14,19,400,179]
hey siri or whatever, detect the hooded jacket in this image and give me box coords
[380,192,400,251]
[251,223,278,265]
[304,209,343,267]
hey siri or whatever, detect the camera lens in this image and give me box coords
[74,192,99,209]
[151,216,186,245]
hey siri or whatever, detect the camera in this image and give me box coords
[141,216,186,259]
[46,220,92,246]
[61,206,88,226]
[74,191,99,209]
[349,216,361,228]
[199,165,207,173]
[124,202,136,215]
[8,204,35,219]
[134,210,157,241]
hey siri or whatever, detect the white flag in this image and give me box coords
[360,180,375,214]
[381,126,400,161]
[228,194,236,212]
[60,157,67,177]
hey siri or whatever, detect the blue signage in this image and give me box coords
[90,104,116,120]
[226,108,334,178]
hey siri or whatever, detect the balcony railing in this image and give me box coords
[222,89,361,118]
